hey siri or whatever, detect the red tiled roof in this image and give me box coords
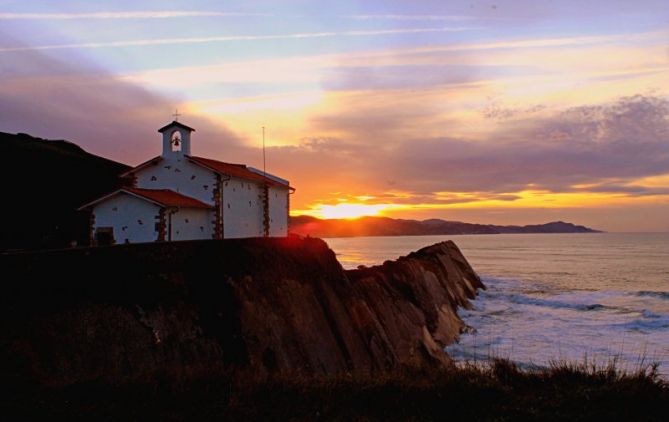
[119,156,163,177]
[124,188,211,208]
[158,120,196,133]
[187,155,291,188]
[78,188,211,210]
[118,154,292,188]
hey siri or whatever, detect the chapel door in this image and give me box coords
[95,227,115,246]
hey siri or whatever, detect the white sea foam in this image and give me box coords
[445,276,669,375]
[325,233,669,376]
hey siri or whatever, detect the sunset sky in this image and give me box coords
[1,1,668,231]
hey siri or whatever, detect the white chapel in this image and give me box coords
[80,120,293,245]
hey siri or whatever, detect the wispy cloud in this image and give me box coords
[119,30,665,94]
[0,11,274,20]
[0,26,477,53]
[0,46,244,164]
[347,14,473,21]
[0,10,476,22]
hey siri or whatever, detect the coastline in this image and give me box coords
[326,233,669,378]
[1,236,667,419]
[0,237,483,384]
[317,231,605,240]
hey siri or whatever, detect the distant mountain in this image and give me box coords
[289,216,601,238]
[1,131,130,250]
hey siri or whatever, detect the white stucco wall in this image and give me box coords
[268,185,289,237]
[170,208,213,241]
[222,177,264,238]
[134,157,217,205]
[92,193,160,244]
[131,156,290,239]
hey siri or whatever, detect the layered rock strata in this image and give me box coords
[0,237,484,386]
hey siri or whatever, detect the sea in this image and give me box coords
[324,233,669,376]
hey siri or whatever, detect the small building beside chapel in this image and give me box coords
[80,120,293,245]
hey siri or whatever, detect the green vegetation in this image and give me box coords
[4,359,667,421]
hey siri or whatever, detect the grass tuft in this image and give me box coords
[2,358,667,420]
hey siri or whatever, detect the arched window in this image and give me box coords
[170,130,182,152]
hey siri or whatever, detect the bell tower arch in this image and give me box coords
[158,120,195,158]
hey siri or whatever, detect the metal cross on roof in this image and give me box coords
[172,109,182,121]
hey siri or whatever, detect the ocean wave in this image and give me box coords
[505,294,609,312]
[614,316,669,332]
[641,309,663,319]
[637,291,669,300]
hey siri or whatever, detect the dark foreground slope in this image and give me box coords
[4,360,668,421]
[0,132,130,251]
[2,238,666,420]
[1,237,483,387]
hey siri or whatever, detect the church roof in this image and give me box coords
[119,156,163,177]
[158,120,196,133]
[124,188,211,208]
[188,155,292,188]
[120,155,293,189]
[78,187,211,210]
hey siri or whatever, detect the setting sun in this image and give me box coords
[300,203,391,220]
[2,1,669,418]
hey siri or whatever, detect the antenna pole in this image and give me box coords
[262,126,266,176]
[261,126,269,237]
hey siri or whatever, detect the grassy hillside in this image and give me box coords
[4,359,666,420]
[0,132,130,250]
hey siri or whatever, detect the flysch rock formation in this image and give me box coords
[0,237,484,387]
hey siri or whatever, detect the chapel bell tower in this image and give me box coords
[158,120,195,158]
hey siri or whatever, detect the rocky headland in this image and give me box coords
[1,237,483,387]
[2,236,666,421]
[289,215,601,238]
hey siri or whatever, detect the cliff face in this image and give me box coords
[0,237,483,387]
[345,241,484,368]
